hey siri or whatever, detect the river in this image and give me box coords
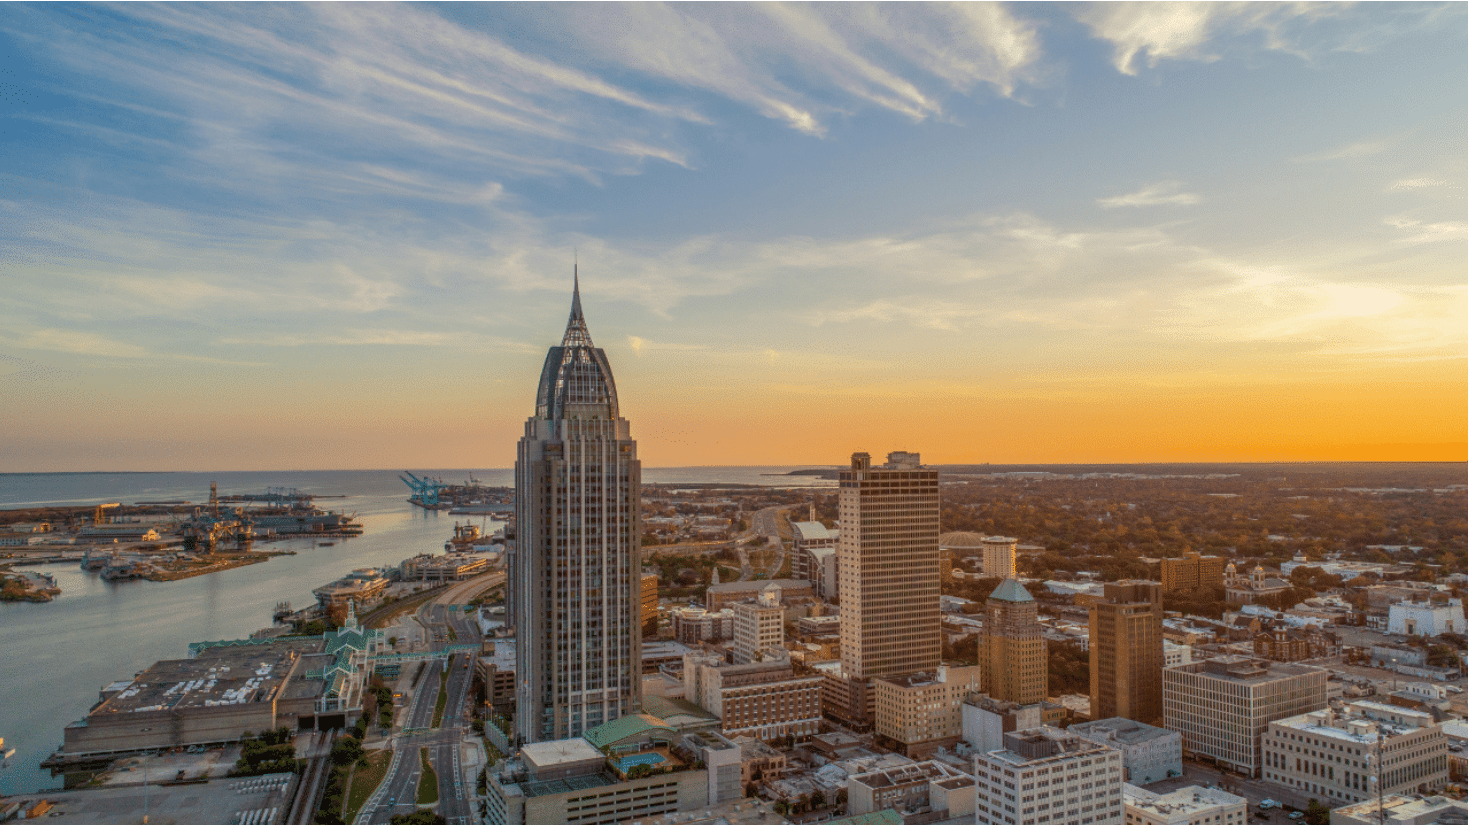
[0,467,832,795]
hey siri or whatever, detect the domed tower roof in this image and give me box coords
[535,267,620,421]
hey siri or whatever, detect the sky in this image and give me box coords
[0,2,1465,472]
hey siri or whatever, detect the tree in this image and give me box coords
[1305,799,1330,825]
[811,789,826,809]
[773,800,790,817]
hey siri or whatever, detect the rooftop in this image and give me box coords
[989,577,1033,603]
[1172,656,1326,685]
[519,737,605,770]
[582,713,675,750]
[1070,717,1179,745]
[96,644,311,714]
[1124,784,1245,815]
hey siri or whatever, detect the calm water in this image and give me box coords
[0,467,832,794]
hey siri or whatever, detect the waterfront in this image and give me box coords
[0,467,833,795]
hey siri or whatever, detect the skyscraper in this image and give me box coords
[1089,580,1164,725]
[979,578,1048,705]
[837,451,940,702]
[513,273,641,744]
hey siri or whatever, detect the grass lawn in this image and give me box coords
[342,749,392,822]
[416,747,439,805]
[431,670,449,728]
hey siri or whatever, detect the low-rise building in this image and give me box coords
[1123,784,1246,825]
[683,652,822,742]
[670,607,735,644]
[704,579,813,611]
[974,727,1124,825]
[1388,599,1466,637]
[1252,626,1340,662]
[478,638,517,715]
[1262,701,1447,805]
[399,552,491,582]
[791,521,838,598]
[312,567,390,609]
[1163,641,1193,669]
[1163,656,1327,777]
[1070,718,1182,786]
[961,695,1069,755]
[1329,794,1467,825]
[847,760,973,820]
[486,729,729,825]
[873,665,981,758]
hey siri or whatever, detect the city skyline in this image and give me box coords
[1,3,1464,471]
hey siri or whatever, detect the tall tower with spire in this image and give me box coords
[513,269,643,744]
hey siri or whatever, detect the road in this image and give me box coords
[354,591,483,825]
[737,506,791,581]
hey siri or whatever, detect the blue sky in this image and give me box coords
[1,3,1465,471]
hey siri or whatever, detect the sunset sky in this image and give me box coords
[1,3,1465,471]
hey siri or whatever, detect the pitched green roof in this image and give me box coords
[582,713,675,750]
[989,577,1034,603]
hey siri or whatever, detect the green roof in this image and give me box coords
[826,811,903,825]
[989,577,1034,603]
[582,713,675,750]
[641,695,719,729]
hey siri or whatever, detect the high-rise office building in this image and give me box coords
[838,451,941,681]
[827,451,940,727]
[980,578,1048,705]
[514,274,641,744]
[1090,580,1164,726]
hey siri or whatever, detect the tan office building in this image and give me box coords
[1090,580,1164,725]
[838,451,941,681]
[874,665,982,757]
[1160,550,1228,593]
[980,578,1047,705]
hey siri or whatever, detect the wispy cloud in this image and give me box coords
[1383,217,1468,245]
[1076,2,1453,76]
[1295,139,1392,163]
[1098,182,1201,209]
[1389,177,1448,190]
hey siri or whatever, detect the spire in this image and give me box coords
[562,262,593,347]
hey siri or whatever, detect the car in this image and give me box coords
[1288,813,1304,820]
[1259,800,1279,810]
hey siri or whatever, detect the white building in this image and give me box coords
[513,276,642,743]
[732,587,785,664]
[1163,641,1193,669]
[1388,599,1466,637]
[1123,784,1247,825]
[1070,718,1184,786]
[975,727,1125,825]
[1163,656,1328,777]
[1262,701,1448,805]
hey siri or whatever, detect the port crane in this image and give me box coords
[399,472,448,508]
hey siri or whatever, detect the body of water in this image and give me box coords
[0,467,832,794]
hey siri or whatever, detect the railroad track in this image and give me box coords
[283,731,332,825]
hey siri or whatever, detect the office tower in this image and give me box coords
[974,727,1125,825]
[1159,550,1227,593]
[1164,656,1327,778]
[979,578,1048,705]
[838,451,941,681]
[514,273,641,744]
[979,536,1018,577]
[1089,580,1164,725]
[732,586,785,664]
